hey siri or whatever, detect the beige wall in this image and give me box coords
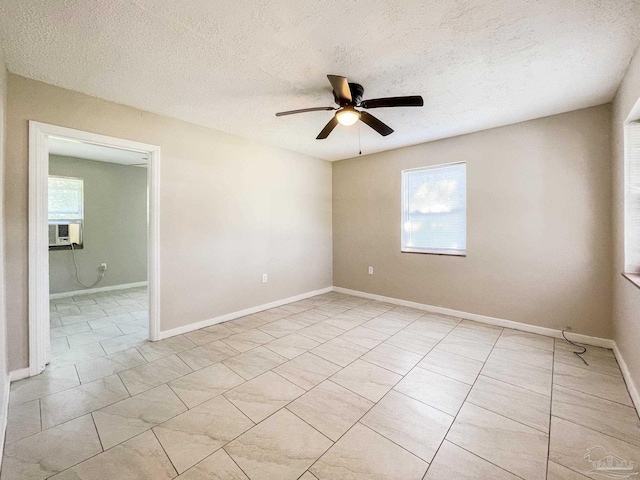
[5,75,332,371]
[612,47,640,391]
[49,155,147,294]
[333,106,612,338]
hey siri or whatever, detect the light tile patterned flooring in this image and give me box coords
[2,290,639,479]
[49,286,149,365]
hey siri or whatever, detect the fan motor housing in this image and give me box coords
[348,83,364,105]
[333,83,365,106]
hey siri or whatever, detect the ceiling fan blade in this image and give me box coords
[360,95,424,109]
[316,116,339,139]
[275,106,335,117]
[360,111,394,136]
[327,75,352,104]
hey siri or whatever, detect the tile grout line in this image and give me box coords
[233,306,460,476]
[358,421,432,465]
[24,412,115,479]
[334,313,473,476]
[550,411,640,448]
[463,397,550,435]
[422,322,505,477]
[222,445,253,479]
[444,438,528,480]
[165,382,191,411]
[302,309,477,476]
[546,338,556,480]
[551,382,636,409]
[90,411,105,452]
[150,427,180,476]
[485,346,554,371]
[479,370,551,397]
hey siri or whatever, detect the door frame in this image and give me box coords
[28,121,161,376]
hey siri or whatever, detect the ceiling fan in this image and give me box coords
[275,75,424,139]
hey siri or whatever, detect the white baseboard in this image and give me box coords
[49,281,148,299]
[9,368,31,382]
[158,286,334,340]
[0,374,9,472]
[613,343,640,412]
[332,287,615,349]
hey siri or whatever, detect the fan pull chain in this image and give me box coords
[358,124,362,155]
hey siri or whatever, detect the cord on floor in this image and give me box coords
[561,328,589,366]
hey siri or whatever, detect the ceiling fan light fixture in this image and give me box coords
[336,107,361,126]
[275,75,422,139]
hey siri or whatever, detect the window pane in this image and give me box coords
[402,163,466,253]
[48,176,83,221]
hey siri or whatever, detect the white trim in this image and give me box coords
[29,122,50,375]
[9,368,31,382]
[401,247,466,256]
[49,281,148,299]
[332,287,615,349]
[28,122,161,378]
[147,140,161,343]
[0,375,9,469]
[613,343,640,412]
[158,287,333,339]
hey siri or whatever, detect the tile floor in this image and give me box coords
[2,290,639,479]
[48,286,149,368]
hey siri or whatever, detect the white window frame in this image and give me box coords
[48,175,84,223]
[624,121,640,275]
[401,162,467,256]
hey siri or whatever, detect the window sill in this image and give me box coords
[622,273,640,290]
[49,244,84,251]
[401,248,466,257]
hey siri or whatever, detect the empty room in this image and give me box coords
[0,1,638,480]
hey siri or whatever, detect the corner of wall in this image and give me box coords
[611,42,640,415]
[0,45,11,468]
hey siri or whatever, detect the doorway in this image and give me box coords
[29,122,161,377]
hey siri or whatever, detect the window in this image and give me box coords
[401,162,466,256]
[625,122,640,274]
[48,176,84,222]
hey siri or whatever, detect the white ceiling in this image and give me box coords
[1,1,639,161]
[49,137,148,166]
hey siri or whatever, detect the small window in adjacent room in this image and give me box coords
[48,176,84,222]
[625,121,640,275]
[401,162,466,256]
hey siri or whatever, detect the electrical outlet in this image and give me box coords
[101,263,107,270]
[368,266,374,275]
[262,274,268,283]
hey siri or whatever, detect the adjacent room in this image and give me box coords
[47,139,150,367]
[0,1,638,480]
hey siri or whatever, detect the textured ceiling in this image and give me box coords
[1,1,639,161]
